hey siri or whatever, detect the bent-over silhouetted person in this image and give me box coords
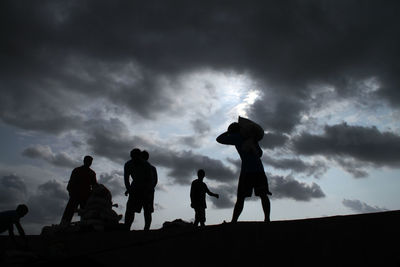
[61,155,97,225]
[0,204,28,246]
[190,169,219,227]
[217,119,271,223]
[124,148,155,231]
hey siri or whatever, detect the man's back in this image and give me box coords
[124,159,152,190]
[67,165,96,199]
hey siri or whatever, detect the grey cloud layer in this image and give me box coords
[269,175,325,202]
[0,174,27,210]
[342,199,387,214]
[293,123,400,167]
[263,155,327,178]
[2,0,400,134]
[22,145,81,168]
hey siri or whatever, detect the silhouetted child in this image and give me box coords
[190,169,219,227]
[0,204,29,247]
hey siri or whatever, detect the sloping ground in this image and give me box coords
[2,211,400,266]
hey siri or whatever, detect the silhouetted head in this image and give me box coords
[141,150,149,161]
[228,122,240,133]
[83,155,93,167]
[197,169,205,180]
[130,148,141,159]
[16,204,28,218]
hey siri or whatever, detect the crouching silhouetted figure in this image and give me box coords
[190,169,219,227]
[0,204,29,247]
[80,184,122,231]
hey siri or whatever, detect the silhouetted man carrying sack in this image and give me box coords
[0,204,29,247]
[190,169,219,227]
[217,117,272,223]
[124,148,154,231]
[61,155,97,225]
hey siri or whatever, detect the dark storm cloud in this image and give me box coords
[0,174,27,210]
[26,180,68,224]
[178,119,211,148]
[342,199,387,214]
[209,184,236,209]
[259,132,289,150]
[2,0,400,137]
[98,171,125,198]
[84,118,147,163]
[0,174,68,226]
[150,149,238,185]
[263,155,327,178]
[334,157,368,178]
[191,119,210,135]
[269,175,325,201]
[22,145,80,168]
[248,96,307,134]
[292,123,400,168]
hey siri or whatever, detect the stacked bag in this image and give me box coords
[79,184,122,231]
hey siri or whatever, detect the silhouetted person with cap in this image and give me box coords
[60,155,97,225]
[124,148,154,230]
[190,169,219,227]
[0,204,28,246]
[217,122,271,223]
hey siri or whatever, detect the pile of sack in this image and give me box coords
[79,184,122,231]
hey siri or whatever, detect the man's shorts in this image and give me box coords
[194,208,206,223]
[126,191,154,213]
[237,172,270,198]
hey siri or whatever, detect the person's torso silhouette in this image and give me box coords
[67,165,97,201]
[190,179,209,209]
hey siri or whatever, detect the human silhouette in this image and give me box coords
[190,169,219,227]
[60,155,97,225]
[217,118,271,223]
[0,204,28,246]
[124,148,154,231]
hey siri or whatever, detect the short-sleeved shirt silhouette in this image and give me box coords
[190,179,210,209]
[67,166,97,201]
[0,210,19,233]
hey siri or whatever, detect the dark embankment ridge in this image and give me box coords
[1,210,400,266]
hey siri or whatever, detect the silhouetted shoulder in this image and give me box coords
[124,159,134,169]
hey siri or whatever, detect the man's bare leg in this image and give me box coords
[124,211,135,230]
[144,209,152,231]
[231,196,245,223]
[260,194,271,222]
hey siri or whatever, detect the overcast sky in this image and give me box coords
[1,0,399,233]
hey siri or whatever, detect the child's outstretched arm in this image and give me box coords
[206,187,219,199]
